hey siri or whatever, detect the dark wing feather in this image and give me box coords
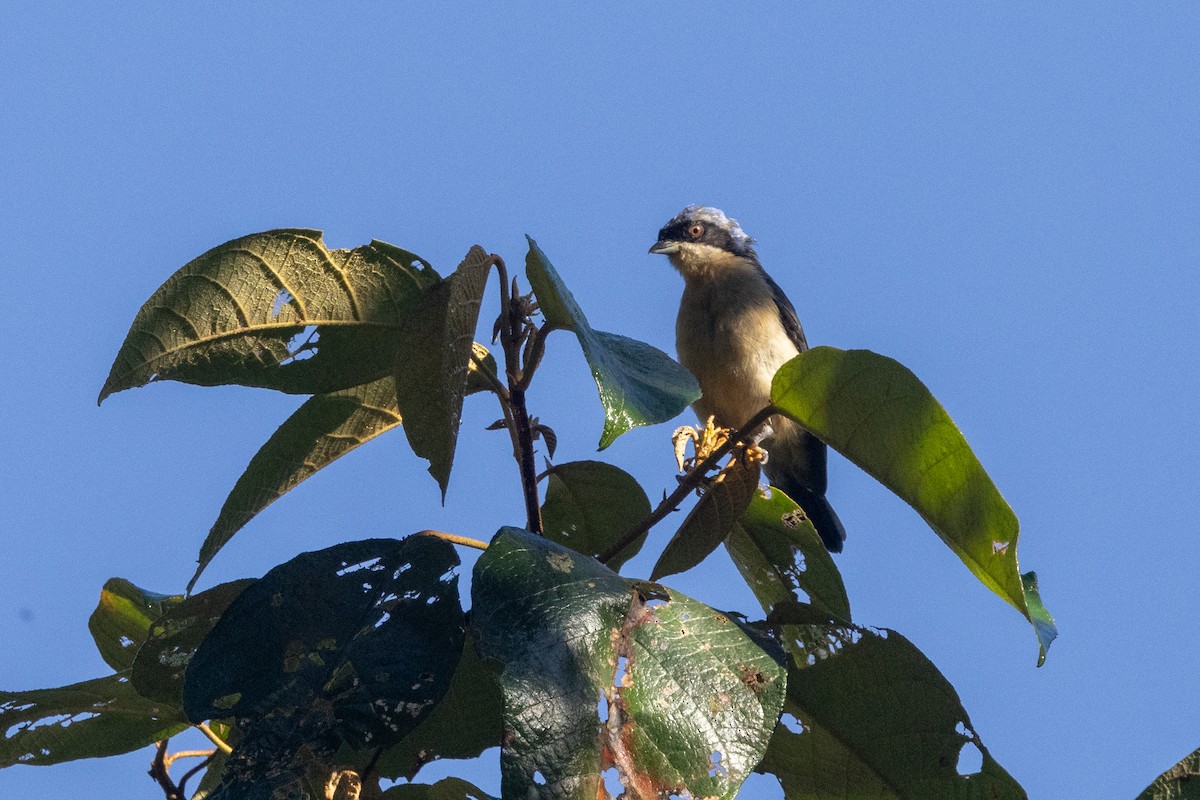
[756,266,809,352]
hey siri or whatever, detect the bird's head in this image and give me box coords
[649,205,758,279]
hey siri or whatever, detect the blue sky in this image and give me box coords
[2,4,1198,798]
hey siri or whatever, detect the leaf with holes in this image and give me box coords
[1137,746,1200,800]
[757,602,1026,799]
[524,238,700,448]
[0,674,186,767]
[472,528,785,800]
[726,488,851,623]
[394,247,493,497]
[131,579,255,706]
[541,460,652,570]
[380,777,498,800]
[650,457,762,581]
[772,347,1057,663]
[87,578,180,671]
[183,536,464,800]
[99,229,440,402]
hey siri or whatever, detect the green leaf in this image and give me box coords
[131,580,255,706]
[183,536,464,800]
[0,673,186,767]
[373,625,502,781]
[771,347,1056,662]
[726,488,852,623]
[524,238,700,448]
[760,605,1027,799]
[87,578,180,671]
[540,460,652,570]
[1137,746,1200,800]
[380,777,498,800]
[650,457,762,581]
[99,229,439,402]
[394,247,493,497]
[472,528,785,800]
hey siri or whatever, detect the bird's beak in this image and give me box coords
[649,240,679,255]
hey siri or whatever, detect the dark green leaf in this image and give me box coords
[0,673,186,766]
[380,777,498,800]
[524,238,700,448]
[132,580,255,706]
[473,528,785,800]
[394,246,493,497]
[374,625,502,782]
[88,578,180,671]
[1137,746,1200,800]
[759,605,1026,799]
[771,347,1056,662]
[726,488,852,623]
[650,457,761,581]
[184,536,465,800]
[540,460,652,570]
[99,230,439,402]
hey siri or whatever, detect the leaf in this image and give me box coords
[540,460,652,570]
[0,673,186,767]
[524,238,700,448]
[132,580,255,706]
[191,345,497,592]
[1137,746,1200,800]
[99,229,439,402]
[726,488,852,623]
[380,777,498,800]
[771,347,1057,663]
[183,536,464,800]
[472,528,785,800]
[88,578,180,671]
[650,457,762,581]
[394,247,493,497]
[373,625,502,781]
[759,605,1027,799]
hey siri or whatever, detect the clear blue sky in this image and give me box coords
[2,4,1198,798]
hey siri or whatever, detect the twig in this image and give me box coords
[149,740,183,800]
[165,749,217,768]
[416,529,489,551]
[597,405,777,564]
[196,722,233,755]
[177,753,217,797]
[515,323,558,391]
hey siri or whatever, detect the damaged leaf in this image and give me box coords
[541,460,652,571]
[87,578,180,672]
[472,528,784,800]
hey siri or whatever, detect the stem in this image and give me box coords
[177,755,216,798]
[149,741,183,800]
[516,323,557,391]
[416,529,490,551]
[470,351,509,402]
[597,405,777,564]
[195,722,233,755]
[164,749,217,768]
[509,384,544,533]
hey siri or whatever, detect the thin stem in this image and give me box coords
[177,754,216,798]
[509,384,544,533]
[149,741,183,800]
[195,722,233,755]
[416,529,490,551]
[597,405,778,564]
[164,749,217,768]
[470,351,509,402]
[516,323,558,391]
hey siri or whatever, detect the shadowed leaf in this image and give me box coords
[380,777,498,800]
[1137,746,1200,800]
[524,238,699,448]
[473,528,784,800]
[650,457,761,581]
[88,579,180,671]
[541,460,652,571]
[0,674,186,767]
[772,347,1056,663]
[394,246,493,497]
[99,229,439,402]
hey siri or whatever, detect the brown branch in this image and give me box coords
[177,753,217,798]
[509,384,543,533]
[416,529,489,551]
[149,740,184,800]
[597,405,778,564]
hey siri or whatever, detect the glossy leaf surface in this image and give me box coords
[541,460,652,571]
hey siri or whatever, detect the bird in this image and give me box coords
[649,205,846,552]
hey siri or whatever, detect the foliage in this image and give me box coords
[2,228,1074,799]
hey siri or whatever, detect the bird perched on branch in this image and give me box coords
[650,205,846,552]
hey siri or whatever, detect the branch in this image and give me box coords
[196,722,233,755]
[149,740,184,800]
[597,405,777,565]
[416,529,490,551]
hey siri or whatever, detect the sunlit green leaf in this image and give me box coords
[1137,746,1200,800]
[650,457,761,581]
[726,488,851,623]
[473,528,784,800]
[524,238,699,448]
[87,579,180,672]
[99,229,439,402]
[394,247,493,497]
[380,777,498,800]
[0,673,186,767]
[541,460,652,570]
[772,347,1056,662]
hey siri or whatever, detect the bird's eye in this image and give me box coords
[689,224,704,239]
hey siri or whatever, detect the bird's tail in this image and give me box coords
[773,479,847,553]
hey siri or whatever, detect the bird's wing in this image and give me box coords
[757,267,809,353]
